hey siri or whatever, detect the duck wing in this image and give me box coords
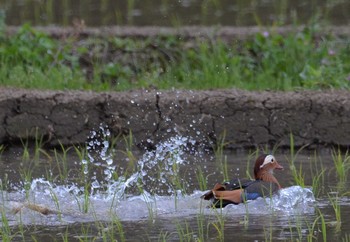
[223,178,256,190]
[242,180,280,201]
[201,178,254,201]
[202,179,280,208]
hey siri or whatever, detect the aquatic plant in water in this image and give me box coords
[0,122,327,242]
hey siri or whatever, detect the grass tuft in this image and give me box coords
[1,24,350,91]
[331,148,350,191]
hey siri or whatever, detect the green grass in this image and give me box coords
[287,134,307,187]
[209,208,225,242]
[328,192,342,232]
[332,148,350,191]
[1,24,350,91]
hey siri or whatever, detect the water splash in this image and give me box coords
[220,186,316,215]
[134,135,197,195]
[77,124,200,201]
[273,186,315,212]
[86,124,115,185]
[0,124,318,227]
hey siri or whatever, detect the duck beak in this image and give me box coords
[275,161,284,170]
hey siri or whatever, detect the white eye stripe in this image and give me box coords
[260,155,276,168]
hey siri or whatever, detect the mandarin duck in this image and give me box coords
[201,154,283,208]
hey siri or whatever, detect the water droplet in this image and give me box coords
[83,167,88,175]
[106,158,113,166]
[104,169,112,180]
[91,180,100,188]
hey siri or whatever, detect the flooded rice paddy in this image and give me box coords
[0,130,349,241]
[1,0,350,27]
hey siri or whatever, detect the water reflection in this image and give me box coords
[1,0,350,26]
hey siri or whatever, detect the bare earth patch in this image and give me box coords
[1,87,350,150]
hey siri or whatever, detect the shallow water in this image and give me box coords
[0,137,349,241]
[1,0,350,27]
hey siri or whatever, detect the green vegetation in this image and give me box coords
[1,3,350,237]
[332,148,350,191]
[1,24,350,91]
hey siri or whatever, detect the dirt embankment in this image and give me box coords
[1,88,350,150]
[2,26,350,150]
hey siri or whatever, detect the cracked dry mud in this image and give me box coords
[1,88,350,150]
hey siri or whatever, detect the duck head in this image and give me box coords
[254,154,283,188]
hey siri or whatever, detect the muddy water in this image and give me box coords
[0,141,349,241]
[1,0,350,27]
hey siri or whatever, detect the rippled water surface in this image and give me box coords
[0,132,349,242]
[1,0,350,26]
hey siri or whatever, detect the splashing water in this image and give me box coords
[221,186,315,216]
[65,124,200,201]
[0,124,316,227]
[85,124,115,186]
[129,135,197,195]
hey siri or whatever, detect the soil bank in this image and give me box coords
[1,88,349,150]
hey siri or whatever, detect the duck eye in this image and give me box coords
[271,158,274,163]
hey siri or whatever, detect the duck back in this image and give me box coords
[206,179,280,208]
